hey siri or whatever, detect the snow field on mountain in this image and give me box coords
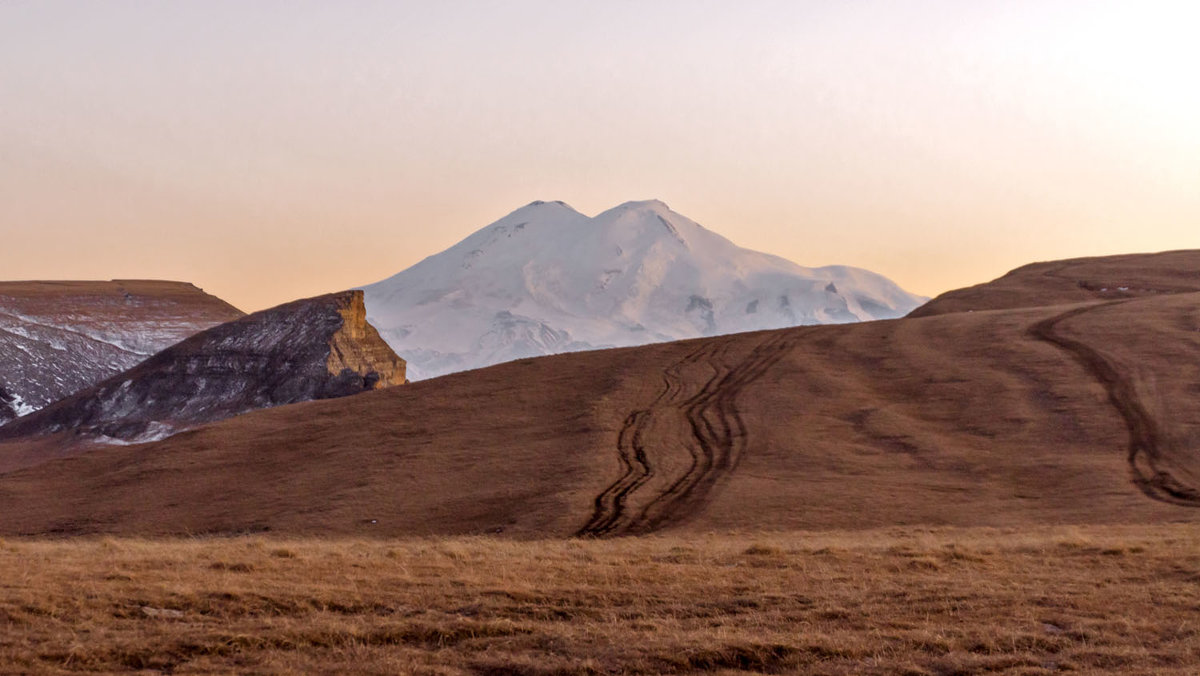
[363,200,925,380]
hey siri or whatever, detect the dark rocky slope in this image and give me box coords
[0,280,244,415]
[0,291,404,444]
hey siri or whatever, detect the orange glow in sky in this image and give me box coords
[2,1,1197,311]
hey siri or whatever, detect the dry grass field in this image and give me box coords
[2,525,1198,675]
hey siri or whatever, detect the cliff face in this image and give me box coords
[0,291,404,443]
[327,293,408,391]
[0,280,245,415]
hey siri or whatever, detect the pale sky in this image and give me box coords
[2,1,1197,311]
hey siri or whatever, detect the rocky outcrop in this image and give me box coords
[0,291,404,443]
[0,280,244,414]
[327,293,408,390]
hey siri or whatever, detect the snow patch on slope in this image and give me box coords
[9,392,36,417]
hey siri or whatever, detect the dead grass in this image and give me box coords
[1,524,1198,674]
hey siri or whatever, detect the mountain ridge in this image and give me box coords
[0,280,244,416]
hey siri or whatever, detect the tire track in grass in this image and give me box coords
[576,343,719,537]
[1030,303,1200,507]
[626,333,794,533]
[578,333,795,537]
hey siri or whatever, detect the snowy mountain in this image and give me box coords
[362,200,926,380]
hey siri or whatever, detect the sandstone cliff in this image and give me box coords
[0,291,404,443]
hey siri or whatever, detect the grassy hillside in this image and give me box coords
[0,252,1197,537]
[909,249,1200,317]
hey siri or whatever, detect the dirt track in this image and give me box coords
[578,334,795,536]
[1030,302,1200,507]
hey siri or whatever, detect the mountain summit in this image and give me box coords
[363,200,925,379]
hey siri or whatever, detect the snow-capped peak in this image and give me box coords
[503,199,583,222]
[362,200,926,380]
[612,198,670,212]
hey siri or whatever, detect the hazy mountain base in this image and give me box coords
[0,525,1197,675]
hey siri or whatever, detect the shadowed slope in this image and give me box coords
[0,352,605,536]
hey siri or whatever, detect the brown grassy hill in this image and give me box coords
[0,255,1197,537]
[0,280,244,415]
[909,249,1200,317]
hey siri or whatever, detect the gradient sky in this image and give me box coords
[2,1,1197,311]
